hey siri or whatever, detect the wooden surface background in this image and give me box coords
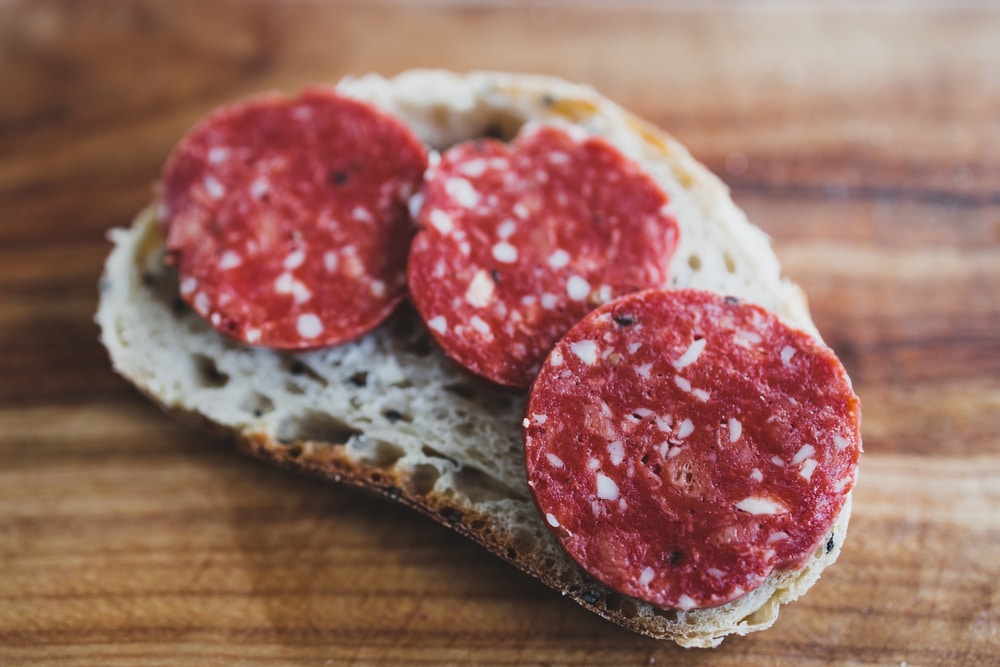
[2,1,999,665]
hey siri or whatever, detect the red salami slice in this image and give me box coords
[161,89,428,349]
[524,289,862,611]
[407,124,679,388]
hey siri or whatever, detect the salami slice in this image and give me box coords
[160,89,428,349]
[407,124,679,388]
[523,289,862,611]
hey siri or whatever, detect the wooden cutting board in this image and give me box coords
[2,2,998,665]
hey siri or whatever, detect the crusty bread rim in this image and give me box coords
[97,70,855,648]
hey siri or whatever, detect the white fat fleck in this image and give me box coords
[459,241,471,256]
[296,313,323,339]
[735,329,764,347]
[408,191,425,220]
[513,202,529,219]
[600,401,613,418]
[707,568,726,578]
[799,458,818,481]
[833,475,853,493]
[203,175,225,199]
[668,446,684,459]
[427,315,447,334]
[284,250,306,270]
[245,327,261,344]
[541,293,558,309]
[768,531,789,543]
[792,444,816,465]
[465,270,495,307]
[550,349,564,367]
[323,251,338,273]
[548,151,571,165]
[781,345,797,365]
[736,496,787,515]
[692,388,711,402]
[292,105,312,121]
[497,220,517,239]
[492,241,518,263]
[547,249,570,269]
[598,285,612,303]
[194,291,210,314]
[587,457,600,471]
[655,415,672,432]
[636,363,652,379]
[459,158,488,177]
[470,315,491,335]
[834,435,850,450]
[751,468,764,483]
[677,595,697,611]
[207,146,230,164]
[219,251,242,270]
[445,177,480,208]
[728,418,743,443]
[351,206,373,222]
[639,567,655,586]
[250,177,269,199]
[566,275,590,301]
[674,337,707,369]
[607,441,624,466]
[180,276,198,295]
[274,272,294,293]
[522,418,530,429]
[428,150,441,167]
[546,453,564,468]
[677,418,695,439]
[628,342,642,355]
[674,375,692,392]
[596,474,619,501]
[292,281,312,304]
[571,340,598,365]
[428,209,453,234]
[772,456,785,466]
[370,280,386,298]
[634,408,655,419]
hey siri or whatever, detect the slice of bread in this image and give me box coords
[96,70,853,648]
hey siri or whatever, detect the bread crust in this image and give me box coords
[96,70,854,647]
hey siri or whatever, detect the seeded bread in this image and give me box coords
[96,70,853,648]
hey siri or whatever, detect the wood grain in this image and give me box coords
[1,1,998,665]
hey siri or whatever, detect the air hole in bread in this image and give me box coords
[723,251,737,274]
[354,437,406,469]
[421,445,459,468]
[472,109,525,144]
[193,354,229,388]
[277,410,362,446]
[444,382,477,401]
[452,465,526,504]
[687,254,702,271]
[347,371,368,387]
[410,463,441,495]
[605,592,641,618]
[652,607,679,621]
[284,357,329,387]
[739,601,776,626]
[240,391,275,418]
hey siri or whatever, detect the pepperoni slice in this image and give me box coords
[523,289,862,611]
[161,89,428,349]
[407,125,679,388]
